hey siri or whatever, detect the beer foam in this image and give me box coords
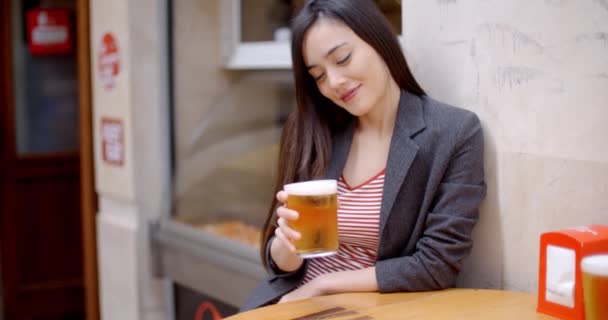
[581,254,608,277]
[284,179,337,196]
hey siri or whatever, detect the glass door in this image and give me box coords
[13,3,79,155]
[0,0,85,319]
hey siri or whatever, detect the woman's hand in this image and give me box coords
[278,276,327,304]
[279,268,379,304]
[270,191,304,272]
[273,190,301,253]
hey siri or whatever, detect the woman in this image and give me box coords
[242,0,486,310]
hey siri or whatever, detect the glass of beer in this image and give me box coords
[284,179,338,258]
[581,254,608,320]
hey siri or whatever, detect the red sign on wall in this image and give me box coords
[101,118,124,167]
[98,32,120,90]
[26,8,73,55]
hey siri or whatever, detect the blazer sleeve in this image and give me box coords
[264,236,307,279]
[375,112,487,292]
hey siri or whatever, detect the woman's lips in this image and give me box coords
[340,85,361,103]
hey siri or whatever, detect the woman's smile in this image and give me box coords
[340,84,361,103]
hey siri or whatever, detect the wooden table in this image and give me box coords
[226,289,559,319]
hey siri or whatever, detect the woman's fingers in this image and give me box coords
[276,206,301,240]
[274,226,296,252]
[276,190,288,203]
[277,217,301,240]
[275,190,300,252]
[276,205,299,221]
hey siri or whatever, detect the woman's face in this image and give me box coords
[302,18,393,117]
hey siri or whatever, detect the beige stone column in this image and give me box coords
[403,0,608,293]
[90,0,171,319]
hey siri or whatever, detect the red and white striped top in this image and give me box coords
[300,169,385,284]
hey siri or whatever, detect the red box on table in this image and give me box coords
[538,225,608,320]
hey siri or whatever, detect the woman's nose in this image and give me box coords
[326,69,347,90]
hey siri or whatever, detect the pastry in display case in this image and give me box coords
[197,220,262,249]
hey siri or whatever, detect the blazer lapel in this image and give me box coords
[379,91,426,237]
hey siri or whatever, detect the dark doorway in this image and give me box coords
[1,0,96,318]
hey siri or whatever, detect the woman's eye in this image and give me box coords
[337,53,351,65]
[314,73,326,81]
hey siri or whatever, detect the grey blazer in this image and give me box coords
[241,91,486,311]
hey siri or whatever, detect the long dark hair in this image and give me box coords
[260,0,425,270]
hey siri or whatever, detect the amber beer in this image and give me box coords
[284,179,338,258]
[581,254,608,320]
